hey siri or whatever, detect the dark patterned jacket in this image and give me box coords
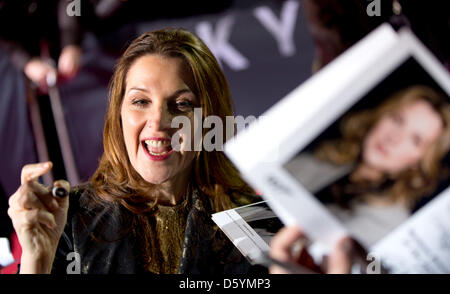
[51,183,266,274]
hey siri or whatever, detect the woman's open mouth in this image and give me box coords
[142,138,174,161]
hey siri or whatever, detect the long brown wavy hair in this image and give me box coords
[88,28,256,271]
[315,85,450,208]
[90,28,254,212]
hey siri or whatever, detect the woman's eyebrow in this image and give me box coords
[168,88,195,99]
[126,87,193,97]
[127,87,149,95]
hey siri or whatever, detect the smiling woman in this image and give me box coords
[7,28,261,274]
[120,55,197,199]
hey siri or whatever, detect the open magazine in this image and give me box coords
[214,23,450,274]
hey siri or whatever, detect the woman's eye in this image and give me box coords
[175,100,194,111]
[131,98,149,107]
[391,113,403,125]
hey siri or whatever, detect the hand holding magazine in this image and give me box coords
[213,24,450,274]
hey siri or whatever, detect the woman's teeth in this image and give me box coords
[144,140,171,148]
[144,140,172,155]
[148,149,169,155]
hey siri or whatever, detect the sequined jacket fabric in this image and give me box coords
[51,183,266,274]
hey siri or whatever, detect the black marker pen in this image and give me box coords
[52,186,68,198]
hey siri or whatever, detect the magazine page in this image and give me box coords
[212,201,283,264]
[224,24,450,273]
[225,24,403,249]
[283,54,450,250]
[370,187,450,273]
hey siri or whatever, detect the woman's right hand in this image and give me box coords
[269,226,367,274]
[7,162,70,273]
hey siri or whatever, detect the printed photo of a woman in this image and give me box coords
[286,85,450,247]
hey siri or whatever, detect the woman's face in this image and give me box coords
[121,54,198,184]
[363,99,443,174]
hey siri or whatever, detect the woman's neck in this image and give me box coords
[152,170,191,206]
[350,162,384,183]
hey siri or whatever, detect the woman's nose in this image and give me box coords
[147,102,171,131]
[386,126,403,144]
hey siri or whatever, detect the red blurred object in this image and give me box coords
[0,232,22,274]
